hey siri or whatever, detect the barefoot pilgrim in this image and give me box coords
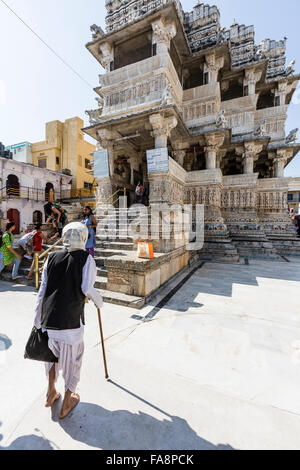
[33,222,103,419]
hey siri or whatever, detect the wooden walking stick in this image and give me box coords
[97,308,109,379]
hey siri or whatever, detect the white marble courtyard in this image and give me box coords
[1,257,300,450]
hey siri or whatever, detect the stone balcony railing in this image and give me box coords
[182,83,220,128]
[99,54,183,119]
[221,95,258,135]
[254,105,288,140]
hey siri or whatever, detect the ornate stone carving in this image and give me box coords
[90,24,105,40]
[286,128,298,144]
[105,0,183,34]
[244,68,262,95]
[205,133,225,170]
[85,109,102,125]
[215,110,227,129]
[151,19,176,54]
[285,60,296,77]
[204,52,224,82]
[149,113,177,147]
[99,42,114,72]
[253,120,267,137]
[161,83,174,106]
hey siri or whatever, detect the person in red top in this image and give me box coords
[27,224,57,281]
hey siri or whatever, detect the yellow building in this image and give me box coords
[32,117,96,191]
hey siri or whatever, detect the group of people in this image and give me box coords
[0,204,98,282]
[0,222,57,281]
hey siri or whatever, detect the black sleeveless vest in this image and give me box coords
[41,250,89,330]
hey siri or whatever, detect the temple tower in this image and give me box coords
[84,0,300,266]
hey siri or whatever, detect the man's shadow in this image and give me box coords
[54,382,233,451]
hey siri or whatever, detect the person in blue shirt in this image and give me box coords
[81,206,97,257]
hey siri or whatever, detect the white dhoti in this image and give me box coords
[45,339,84,394]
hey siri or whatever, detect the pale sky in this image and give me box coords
[0,0,299,176]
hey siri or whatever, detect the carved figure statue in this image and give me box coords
[85,109,102,125]
[90,24,105,40]
[216,110,227,128]
[255,47,265,60]
[253,120,267,137]
[161,84,174,106]
[285,60,296,77]
[217,28,227,45]
[286,128,298,144]
[95,96,104,110]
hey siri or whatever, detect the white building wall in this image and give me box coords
[6,142,32,164]
[0,157,71,233]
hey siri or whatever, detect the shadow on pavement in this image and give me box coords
[56,401,233,450]
[51,383,234,450]
[0,334,12,351]
[0,422,56,450]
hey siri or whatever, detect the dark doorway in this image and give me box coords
[6,174,20,197]
[45,183,55,202]
[7,209,20,235]
[33,210,43,224]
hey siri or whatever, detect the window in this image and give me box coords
[298,193,300,202]
[84,182,93,190]
[85,159,90,169]
[275,96,280,107]
[56,157,60,165]
[203,72,209,85]
[38,158,47,169]
[288,194,293,201]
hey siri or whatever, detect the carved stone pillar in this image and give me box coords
[273,148,292,177]
[149,113,177,149]
[173,141,188,168]
[244,69,262,96]
[99,42,114,72]
[151,19,176,55]
[204,133,224,170]
[274,158,286,178]
[98,129,115,177]
[130,155,140,186]
[241,142,263,175]
[204,52,224,83]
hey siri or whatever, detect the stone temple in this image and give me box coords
[83,0,300,305]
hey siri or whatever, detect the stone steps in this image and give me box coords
[97,288,145,309]
[94,275,108,290]
[97,241,135,251]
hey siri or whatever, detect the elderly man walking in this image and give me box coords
[34,222,103,419]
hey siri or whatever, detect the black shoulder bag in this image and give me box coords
[24,327,58,363]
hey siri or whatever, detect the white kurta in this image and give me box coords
[34,253,103,393]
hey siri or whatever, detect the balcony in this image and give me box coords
[98,54,183,120]
[0,186,49,203]
[255,105,288,140]
[183,83,220,128]
[220,95,258,135]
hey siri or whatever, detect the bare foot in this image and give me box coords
[45,391,61,408]
[59,393,80,420]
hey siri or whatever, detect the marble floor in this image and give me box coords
[0,257,300,450]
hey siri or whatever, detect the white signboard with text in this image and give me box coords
[146,148,169,174]
[94,150,109,178]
